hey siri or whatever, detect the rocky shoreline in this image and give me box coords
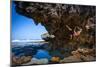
[12,42,95,66]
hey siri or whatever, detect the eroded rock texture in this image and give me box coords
[14,1,96,54]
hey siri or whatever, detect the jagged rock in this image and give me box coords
[14,1,96,54]
[60,55,95,63]
[60,48,96,63]
[12,56,32,65]
[71,48,96,57]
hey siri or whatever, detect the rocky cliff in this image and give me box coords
[14,1,96,54]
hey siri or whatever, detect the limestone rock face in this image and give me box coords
[14,1,96,52]
[60,48,95,63]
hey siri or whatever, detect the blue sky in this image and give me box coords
[11,2,47,40]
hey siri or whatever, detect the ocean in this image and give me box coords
[11,40,51,59]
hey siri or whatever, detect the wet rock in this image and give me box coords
[12,45,38,57]
[22,46,37,56]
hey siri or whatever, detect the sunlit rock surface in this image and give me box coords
[41,33,55,41]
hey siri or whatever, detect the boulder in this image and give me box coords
[22,58,49,65]
[41,33,55,41]
[12,56,32,65]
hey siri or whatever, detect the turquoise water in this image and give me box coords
[34,49,51,60]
